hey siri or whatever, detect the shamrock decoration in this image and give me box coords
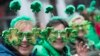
[65,5,75,15]
[65,27,78,42]
[45,5,54,13]
[47,27,70,43]
[77,4,86,12]
[30,1,42,13]
[9,0,21,11]
[70,20,90,34]
[2,28,20,46]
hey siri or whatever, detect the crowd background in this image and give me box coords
[0,0,100,36]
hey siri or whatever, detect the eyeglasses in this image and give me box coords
[2,28,41,46]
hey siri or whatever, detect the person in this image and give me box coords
[45,16,71,56]
[68,15,96,56]
[33,16,71,56]
[33,16,88,56]
[0,16,36,56]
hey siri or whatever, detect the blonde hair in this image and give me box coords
[69,15,85,26]
[14,20,35,31]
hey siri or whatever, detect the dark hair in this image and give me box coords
[46,19,69,28]
[46,18,69,37]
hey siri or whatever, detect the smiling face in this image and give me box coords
[50,24,66,51]
[14,21,34,56]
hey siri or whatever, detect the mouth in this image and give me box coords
[19,44,30,50]
[53,40,64,44]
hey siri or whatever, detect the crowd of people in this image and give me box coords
[0,0,100,56]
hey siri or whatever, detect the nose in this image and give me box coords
[22,36,27,43]
[57,35,61,39]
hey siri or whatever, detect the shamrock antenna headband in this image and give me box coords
[9,0,43,13]
[87,0,96,14]
[77,4,86,13]
[9,0,21,11]
[45,5,54,17]
[65,5,75,15]
[30,0,42,13]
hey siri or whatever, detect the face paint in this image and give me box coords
[2,28,41,46]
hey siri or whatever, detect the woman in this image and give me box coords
[34,16,88,56]
[0,16,36,56]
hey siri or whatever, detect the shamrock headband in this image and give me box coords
[2,28,41,46]
[77,4,86,12]
[9,0,42,12]
[10,15,32,28]
[87,0,96,14]
[9,0,21,11]
[65,5,75,15]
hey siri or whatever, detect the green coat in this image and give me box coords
[33,40,71,56]
[86,24,100,46]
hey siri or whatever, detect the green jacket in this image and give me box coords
[33,40,71,56]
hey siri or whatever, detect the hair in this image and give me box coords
[69,15,85,25]
[46,19,69,28]
[46,18,69,37]
[14,20,34,31]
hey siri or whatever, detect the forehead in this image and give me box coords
[15,21,34,32]
[53,24,65,31]
[72,18,85,25]
[21,25,33,32]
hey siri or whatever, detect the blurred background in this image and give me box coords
[0,0,100,36]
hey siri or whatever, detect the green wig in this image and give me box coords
[10,15,32,28]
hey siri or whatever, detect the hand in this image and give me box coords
[75,41,88,56]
